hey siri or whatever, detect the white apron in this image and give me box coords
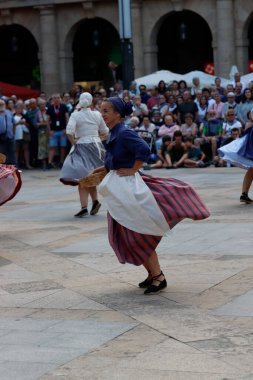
[98,171,169,236]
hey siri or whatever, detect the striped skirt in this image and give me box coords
[0,165,22,206]
[106,174,210,266]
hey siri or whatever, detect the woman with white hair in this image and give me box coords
[60,92,109,217]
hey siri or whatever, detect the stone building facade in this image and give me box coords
[0,0,253,95]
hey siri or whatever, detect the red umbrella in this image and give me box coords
[0,81,40,100]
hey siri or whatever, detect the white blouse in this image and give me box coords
[66,108,108,143]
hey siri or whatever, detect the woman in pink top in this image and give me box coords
[156,113,180,152]
[208,92,225,119]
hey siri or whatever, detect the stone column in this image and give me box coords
[58,50,74,93]
[215,0,235,77]
[235,38,249,74]
[143,45,158,75]
[36,5,60,95]
[131,0,143,79]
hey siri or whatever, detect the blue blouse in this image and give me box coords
[105,123,150,170]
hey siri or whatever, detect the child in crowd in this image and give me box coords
[183,137,206,168]
[144,135,172,170]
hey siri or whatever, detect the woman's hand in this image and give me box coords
[116,161,144,176]
[92,166,107,174]
[116,168,137,176]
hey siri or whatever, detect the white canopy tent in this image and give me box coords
[135,69,253,89]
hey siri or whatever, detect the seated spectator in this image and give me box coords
[208,92,225,119]
[177,90,198,125]
[139,84,151,105]
[167,130,188,168]
[196,95,209,124]
[183,137,206,168]
[214,77,225,96]
[151,110,163,137]
[202,87,215,108]
[237,88,253,127]
[129,81,139,97]
[155,94,169,117]
[176,96,183,106]
[136,115,156,145]
[156,113,180,152]
[147,86,160,110]
[197,110,223,162]
[234,82,243,104]
[144,135,173,170]
[194,90,203,106]
[180,113,198,140]
[190,77,202,99]
[170,80,180,97]
[167,94,178,115]
[222,92,239,119]
[178,80,188,95]
[158,80,167,94]
[132,95,149,123]
[222,110,242,143]
[129,116,140,130]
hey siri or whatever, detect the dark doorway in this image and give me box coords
[0,24,39,88]
[73,18,121,87]
[157,10,213,73]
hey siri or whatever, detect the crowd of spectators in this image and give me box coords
[1,72,253,170]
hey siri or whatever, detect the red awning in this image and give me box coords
[0,81,40,100]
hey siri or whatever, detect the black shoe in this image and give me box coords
[74,208,88,217]
[240,193,253,204]
[138,277,153,288]
[90,200,101,215]
[144,272,167,295]
[47,163,54,170]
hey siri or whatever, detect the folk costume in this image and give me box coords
[60,93,109,186]
[0,163,22,206]
[99,97,210,266]
[218,124,253,170]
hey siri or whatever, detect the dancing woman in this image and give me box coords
[60,92,109,217]
[219,109,253,204]
[94,97,210,295]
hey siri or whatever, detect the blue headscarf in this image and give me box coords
[108,97,133,117]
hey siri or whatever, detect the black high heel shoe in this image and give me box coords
[144,272,167,295]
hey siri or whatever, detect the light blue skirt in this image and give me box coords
[59,142,106,186]
[218,135,253,170]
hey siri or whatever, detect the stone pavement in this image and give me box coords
[0,166,253,380]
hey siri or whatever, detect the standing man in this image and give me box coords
[46,94,69,169]
[24,98,39,167]
[0,99,16,164]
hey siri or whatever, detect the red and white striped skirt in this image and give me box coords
[107,174,210,266]
[0,165,22,206]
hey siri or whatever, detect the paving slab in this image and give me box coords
[1,167,253,380]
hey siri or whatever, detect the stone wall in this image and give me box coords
[0,0,253,93]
